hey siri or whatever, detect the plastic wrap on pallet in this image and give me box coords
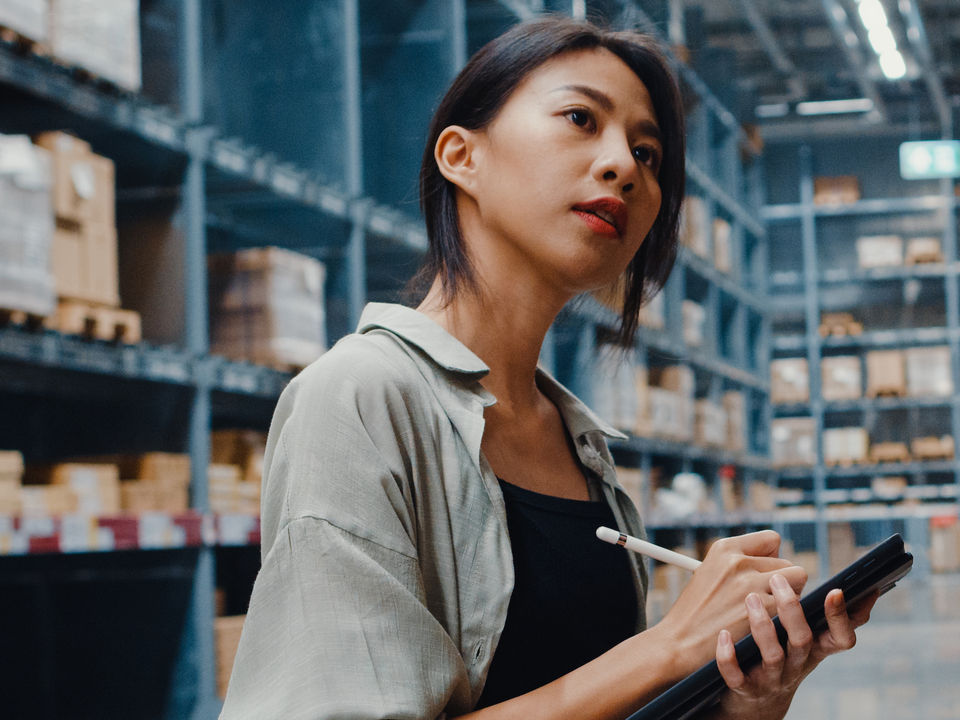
[49,0,141,92]
[0,0,49,43]
[591,347,640,433]
[905,346,953,397]
[0,134,55,316]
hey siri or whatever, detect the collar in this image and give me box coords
[356,302,627,441]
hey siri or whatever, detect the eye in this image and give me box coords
[564,108,596,131]
[633,145,661,172]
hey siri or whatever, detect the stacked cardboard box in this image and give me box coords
[681,300,706,347]
[865,349,906,397]
[821,356,861,401]
[647,366,694,442]
[905,346,953,397]
[215,615,246,698]
[930,516,960,573]
[615,466,645,514]
[105,453,190,514]
[590,278,665,330]
[713,217,732,273]
[679,196,709,258]
[771,417,816,467]
[638,291,665,330]
[632,363,652,437]
[747,481,775,511]
[771,358,809,404]
[24,462,120,515]
[20,485,77,516]
[209,464,260,516]
[723,391,746,452]
[911,435,954,460]
[871,475,907,499]
[856,235,902,268]
[822,427,869,466]
[49,0,141,92]
[591,349,641,434]
[0,134,56,316]
[0,450,24,515]
[33,131,119,309]
[869,441,910,464]
[211,430,267,486]
[208,247,327,370]
[813,175,860,205]
[0,1,49,43]
[694,399,726,448]
[828,522,860,575]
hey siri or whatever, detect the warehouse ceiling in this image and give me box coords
[689,0,960,140]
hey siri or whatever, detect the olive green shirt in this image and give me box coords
[220,302,649,719]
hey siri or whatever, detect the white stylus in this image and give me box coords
[596,526,702,572]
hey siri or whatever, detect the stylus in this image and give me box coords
[596,526,702,572]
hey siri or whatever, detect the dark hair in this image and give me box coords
[413,15,685,346]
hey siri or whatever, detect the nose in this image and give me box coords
[593,133,640,194]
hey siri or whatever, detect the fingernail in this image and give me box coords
[771,573,790,593]
[746,593,763,614]
[719,629,731,648]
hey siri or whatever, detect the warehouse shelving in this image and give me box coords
[764,138,960,580]
[0,2,779,716]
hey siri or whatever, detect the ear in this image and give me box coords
[434,125,481,194]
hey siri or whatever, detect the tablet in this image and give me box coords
[626,533,913,720]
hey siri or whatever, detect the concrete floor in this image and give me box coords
[786,573,960,719]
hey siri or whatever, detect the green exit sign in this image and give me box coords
[899,140,960,179]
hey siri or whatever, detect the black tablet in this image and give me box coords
[626,533,913,720]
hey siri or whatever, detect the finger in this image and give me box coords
[746,592,785,681]
[848,590,879,627]
[729,529,782,558]
[716,629,746,690]
[767,564,809,595]
[770,573,812,673]
[821,589,857,653]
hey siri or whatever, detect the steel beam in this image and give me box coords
[898,0,952,136]
[734,0,806,99]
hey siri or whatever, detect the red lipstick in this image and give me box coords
[572,197,627,238]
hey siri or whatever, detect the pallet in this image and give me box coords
[905,251,944,266]
[818,312,863,338]
[866,387,907,399]
[44,301,141,344]
[911,436,955,462]
[825,457,865,468]
[0,25,50,57]
[869,442,911,465]
[0,307,46,331]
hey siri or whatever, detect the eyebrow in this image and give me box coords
[552,84,663,143]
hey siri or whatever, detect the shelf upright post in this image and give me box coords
[450,0,467,70]
[799,145,829,579]
[168,1,218,718]
[343,0,366,330]
[939,172,960,514]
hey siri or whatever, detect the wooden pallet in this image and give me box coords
[44,301,141,344]
[869,442,911,465]
[911,436,955,461]
[0,25,50,57]
[905,250,944,266]
[0,307,46,330]
[818,312,863,338]
[866,386,907,399]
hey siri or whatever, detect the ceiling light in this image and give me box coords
[867,26,897,55]
[755,103,790,118]
[878,50,907,79]
[795,98,875,115]
[858,0,888,31]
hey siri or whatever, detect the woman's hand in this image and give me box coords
[708,574,879,720]
[656,531,808,674]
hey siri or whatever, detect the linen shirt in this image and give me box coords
[220,302,650,719]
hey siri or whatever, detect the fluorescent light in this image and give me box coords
[796,98,875,115]
[858,0,888,31]
[879,50,907,79]
[755,103,790,118]
[868,25,897,55]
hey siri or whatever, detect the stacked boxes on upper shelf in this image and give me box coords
[208,247,327,371]
[0,451,24,515]
[0,134,56,316]
[679,195,736,275]
[209,430,265,515]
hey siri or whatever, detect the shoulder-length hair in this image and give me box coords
[413,15,685,346]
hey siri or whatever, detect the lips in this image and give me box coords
[572,197,627,237]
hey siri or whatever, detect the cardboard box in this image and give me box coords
[215,615,246,698]
[771,358,809,404]
[648,388,683,441]
[871,475,907,499]
[0,477,22,515]
[723,391,746,452]
[930,516,960,573]
[828,522,859,575]
[638,291,665,330]
[0,0,50,43]
[821,356,861,401]
[905,346,953,397]
[911,435,954,460]
[813,175,860,205]
[679,195,709,257]
[49,0,141,92]
[822,427,869,466]
[713,217,732,273]
[616,466,645,513]
[694,399,726,448]
[905,236,943,265]
[211,431,267,486]
[856,235,902,269]
[865,349,906,398]
[209,247,327,369]
[771,417,816,467]
[747,481,775,511]
[633,364,652,438]
[682,300,706,347]
[25,462,120,515]
[0,450,25,479]
[869,441,910,464]
[20,484,77,516]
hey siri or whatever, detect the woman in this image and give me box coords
[221,17,874,719]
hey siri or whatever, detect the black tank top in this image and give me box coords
[475,478,639,709]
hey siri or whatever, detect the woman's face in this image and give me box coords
[466,47,664,295]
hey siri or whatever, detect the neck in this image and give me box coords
[417,274,568,414]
